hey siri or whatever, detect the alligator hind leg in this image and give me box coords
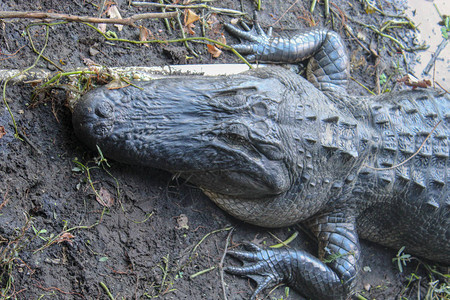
[225,16,349,92]
[225,211,359,299]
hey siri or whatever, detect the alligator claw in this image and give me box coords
[224,14,273,59]
[225,243,284,300]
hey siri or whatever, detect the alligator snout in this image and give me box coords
[72,72,295,198]
[72,88,117,149]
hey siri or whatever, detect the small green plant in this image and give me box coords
[0,214,33,298]
[393,246,449,299]
[379,73,387,86]
[143,254,177,298]
[31,225,53,242]
[439,15,450,39]
[393,246,411,273]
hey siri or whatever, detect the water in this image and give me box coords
[407,0,449,90]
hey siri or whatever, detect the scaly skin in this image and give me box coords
[72,22,449,300]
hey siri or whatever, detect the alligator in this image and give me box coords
[71,20,449,300]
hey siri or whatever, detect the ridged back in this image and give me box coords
[353,89,449,263]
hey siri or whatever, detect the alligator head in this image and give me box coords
[72,69,302,199]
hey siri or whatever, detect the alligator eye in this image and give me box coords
[256,143,284,160]
[95,101,114,118]
[224,95,247,107]
[226,132,248,144]
[225,123,249,144]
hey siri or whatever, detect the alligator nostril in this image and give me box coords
[95,101,114,118]
[93,122,113,137]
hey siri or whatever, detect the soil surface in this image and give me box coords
[0,0,446,299]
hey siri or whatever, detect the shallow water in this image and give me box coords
[407,0,449,90]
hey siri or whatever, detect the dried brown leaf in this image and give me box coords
[184,9,200,26]
[56,232,75,245]
[207,44,222,58]
[139,26,154,47]
[216,34,226,49]
[89,47,100,56]
[398,75,432,89]
[106,79,130,90]
[106,5,123,31]
[0,126,5,139]
[176,214,189,230]
[96,187,114,207]
[97,23,107,33]
[207,14,218,25]
[230,18,240,25]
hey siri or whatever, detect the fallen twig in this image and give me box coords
[175,8,198,57]
[423,38,448,75]
[0,11,178,25]
[18,131,43,155]
[131,2,246,16]
[435,81,449,94]
[350,76,376,96]
[220,227,234,300]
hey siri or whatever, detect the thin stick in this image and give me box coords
[176,9,198,57]
[271,0,300,27]
[219,227,234,300]
[131,2,246,16]
[18,131,43,155]
[159,0,172,35]
[435,81,449,94]
[423,39,448,75]
[0,11,178,25]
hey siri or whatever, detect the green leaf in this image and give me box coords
[379,73,387,85]
[441,27,449,39]
[72,166,82,172]
[99,257,109,262]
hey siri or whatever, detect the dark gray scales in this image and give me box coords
[72,20,449,300]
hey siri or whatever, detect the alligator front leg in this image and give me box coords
[226,211,360,299]
[225,17,349,92]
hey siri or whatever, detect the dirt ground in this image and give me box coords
[0,0,447,299]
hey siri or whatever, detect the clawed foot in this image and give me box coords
[225,242,286,300]
[224,14,273,61]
